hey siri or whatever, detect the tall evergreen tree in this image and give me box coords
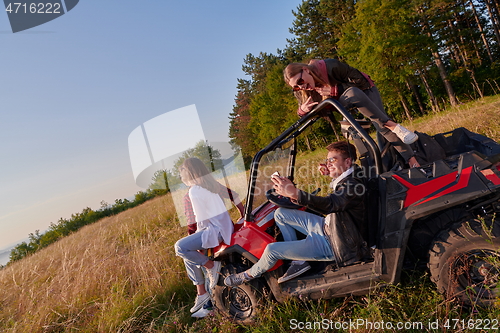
[229,79,256,160]
[247,64,299,150]
[339,0,432,119]
[229,53,284,160]
[415,0,460,106]
[288,0,356,59]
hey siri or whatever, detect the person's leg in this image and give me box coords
[339,87,416,162]
[248,212,334,278]
[363,85,385,113]
[339,86,390,126]
[174,233,208,286]
[365,86,419,155]
[274,208,310,241]
[274,208,326,241]
[271,208,329,282]
[175,233,213,313]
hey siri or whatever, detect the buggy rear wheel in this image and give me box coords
[428,217,500,306]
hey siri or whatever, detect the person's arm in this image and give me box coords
[297,95,319,116]
[295,90,322,116]
[235,202,244,220]
[183,192,197,235]
[296,178,362,214]
[318,163,329,176]
[271,175,300,201]
[272,175,362,215]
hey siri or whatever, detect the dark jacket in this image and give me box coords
[295,59,372,114]
[295,170,368,265]
[324,58,372,91]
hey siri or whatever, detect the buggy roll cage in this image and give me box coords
[243,98,383,222]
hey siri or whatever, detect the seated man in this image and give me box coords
[224,141,368,286]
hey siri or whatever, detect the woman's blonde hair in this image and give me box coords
[179,157,220,194]
[284,61,329,105]
[283,61,328,87]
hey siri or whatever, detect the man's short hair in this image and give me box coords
[326,141,357,162]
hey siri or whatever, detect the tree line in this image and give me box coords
[6,190,164,265]
[229,0,500,161]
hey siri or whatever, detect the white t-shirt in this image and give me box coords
[189,185,234,248]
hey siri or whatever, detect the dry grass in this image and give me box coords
[404,95,500,142]
[0,190,246,332]
[0,195,191,332]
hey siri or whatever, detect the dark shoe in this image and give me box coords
[278,261,311,283]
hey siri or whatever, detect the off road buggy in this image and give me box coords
[210,98,500,322]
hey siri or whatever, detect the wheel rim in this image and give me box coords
[452,249,500,300]
[222,286,253,319]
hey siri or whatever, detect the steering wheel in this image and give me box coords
[265,189,302,209]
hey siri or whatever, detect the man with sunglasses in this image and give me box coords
[224,141,368,286]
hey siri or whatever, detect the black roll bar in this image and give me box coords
[244,98,382,221]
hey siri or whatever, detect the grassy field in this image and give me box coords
[0,96,500,332]
[405,95,500,142]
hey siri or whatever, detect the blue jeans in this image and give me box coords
[175,232,222,285]
[249,208,335,278]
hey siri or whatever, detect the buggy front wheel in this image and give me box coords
[212,264,266,323]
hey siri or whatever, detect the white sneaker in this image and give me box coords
[205,261,222,291]
[191,300,213,318]
[393,124,418,144]
[189,293,210,313]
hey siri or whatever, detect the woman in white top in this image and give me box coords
[174,157,243,315]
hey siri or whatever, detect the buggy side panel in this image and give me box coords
[214,222,282,271]
[377,150,500,284]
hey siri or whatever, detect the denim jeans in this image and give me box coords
[175,232,222,285]
[249,208,335,278]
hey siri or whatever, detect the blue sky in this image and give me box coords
[0,0,303,256]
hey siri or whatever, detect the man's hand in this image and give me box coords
[271,175,299,201]
[318,163,329,176]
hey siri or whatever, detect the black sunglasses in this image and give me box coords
[292,71,305,91]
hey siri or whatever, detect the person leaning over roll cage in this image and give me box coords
[224,141,369,286]
[284,59,420,168]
